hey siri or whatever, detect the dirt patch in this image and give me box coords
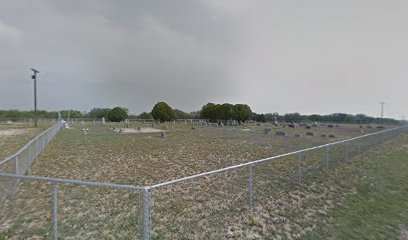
[113,127,163,134]
[400,225,408,240]
[0,129,30,136]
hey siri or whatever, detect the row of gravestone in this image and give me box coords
[265,129,335,138]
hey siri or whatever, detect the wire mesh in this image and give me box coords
[58,185,143,239]
[150,166,250,239]
[0,178,53,239]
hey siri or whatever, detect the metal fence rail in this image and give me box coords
[145,125,408,239]
[0,124,407,239]
[0,120,63,205]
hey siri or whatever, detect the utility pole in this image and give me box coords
[379,101,386,118]
[31,68,40,127]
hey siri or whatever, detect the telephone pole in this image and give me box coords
[31,68,40,127]
[379,101,386,118]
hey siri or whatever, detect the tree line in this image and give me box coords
[0,103,403,125]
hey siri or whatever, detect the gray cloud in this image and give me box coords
[0,0,407,119]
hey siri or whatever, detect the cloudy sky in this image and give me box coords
[0,0,407,119]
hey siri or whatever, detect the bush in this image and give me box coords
[107,107,128,122]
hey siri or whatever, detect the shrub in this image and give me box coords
[107,107,128,122]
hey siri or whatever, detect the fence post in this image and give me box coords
[15,156,19,175]
[248,164,253,211]
[52,184,59,240]
[325,146,329,172]
[345,142,349,162]
[27,145,31,174]
[297,153,302,185]
[143,188,151,240]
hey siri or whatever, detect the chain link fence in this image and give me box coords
[0,124,407,239]
[145,126,408,239]
[0,121,62,206]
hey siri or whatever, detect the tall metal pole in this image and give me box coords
[31,68,40,127]
[380,101,386,118]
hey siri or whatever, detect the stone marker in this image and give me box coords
[161,131,166,138]
[306,132,314,136]
[102,117,106,124]
[276,131,286,136]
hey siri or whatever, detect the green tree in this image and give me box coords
[232,104,252,123]
[283,113,304,123]
[174,109,193,119]
[86,108,111,119]
[151,102,175,122]
[200,103,218,122]
[137,112,153,119]
[60,110,83,119]
[107,107,128,122]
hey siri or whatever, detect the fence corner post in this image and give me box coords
[52,184,59,240]
[143,187,151,240]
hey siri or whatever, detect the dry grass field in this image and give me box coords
[27,122,374,185]
[0,122,393,239]
[0,122,49,160]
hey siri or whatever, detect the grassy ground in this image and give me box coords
[28,122,369,185]
[0,123,49,160]
[304,133,408,240]
[0,122,394,239]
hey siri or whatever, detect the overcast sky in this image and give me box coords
[0,0,407,119]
